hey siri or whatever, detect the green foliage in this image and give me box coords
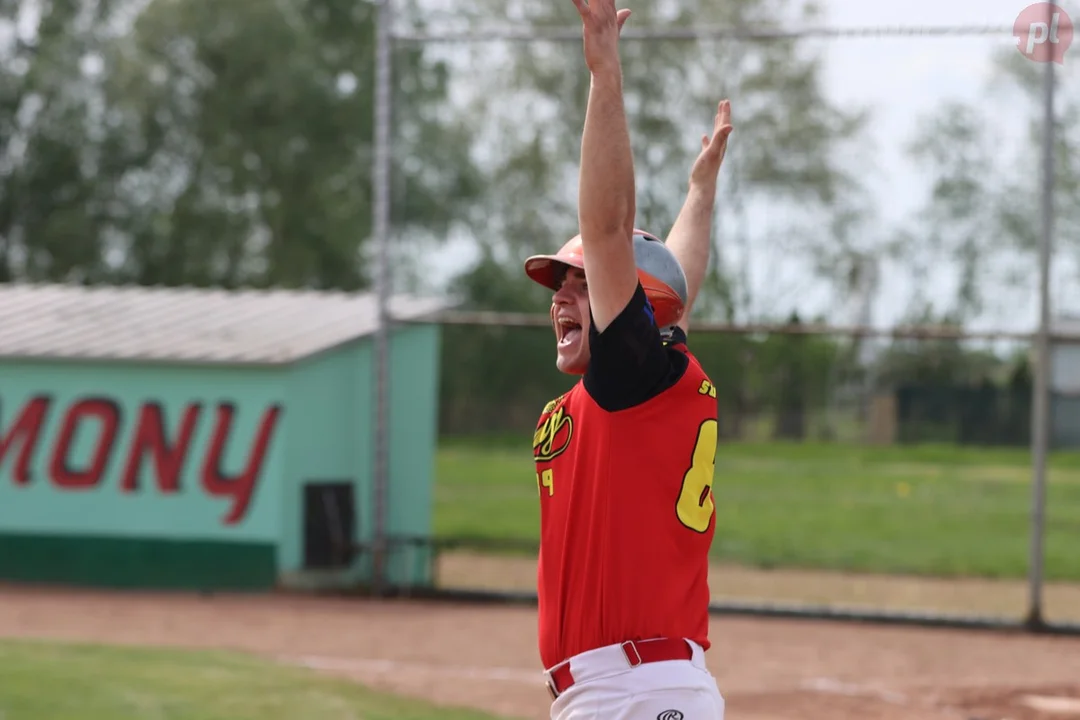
[0,0,121,282]
[438,324,571,434]
[872,337,1009,390]
[862,303,1031,446]
[437,323,848,439]
[0,0,481,289]
[687,320,847,441]
[901,102,999,319]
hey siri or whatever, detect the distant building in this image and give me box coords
[1050,315,1080,449]
[0,282,448,592]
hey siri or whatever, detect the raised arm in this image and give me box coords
[664,100,734,336]
[570,0,637,334]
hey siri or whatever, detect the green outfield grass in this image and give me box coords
[434,437,1080,581]
[0,640,505,720]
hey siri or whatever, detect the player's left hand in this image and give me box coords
[570,0,632,75]
[689,99,734,188]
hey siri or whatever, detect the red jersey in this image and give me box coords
[532,284,718,670]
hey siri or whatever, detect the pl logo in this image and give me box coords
[1014,2,1073,63]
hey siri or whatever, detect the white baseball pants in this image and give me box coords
[545,639,725,720]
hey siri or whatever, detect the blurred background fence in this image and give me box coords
[437,321,1039,446]
[373,3,1080,631]
[425,319,1080,631]
[2,0,1078,631]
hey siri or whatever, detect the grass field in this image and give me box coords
[434,436,1080,581]
[0,639,504,720]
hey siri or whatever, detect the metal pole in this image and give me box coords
[1026,7,1056,630]
[370,0,394,597]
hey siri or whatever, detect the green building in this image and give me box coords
[0,282,446,592]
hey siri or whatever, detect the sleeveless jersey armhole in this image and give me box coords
[584,285,690,412]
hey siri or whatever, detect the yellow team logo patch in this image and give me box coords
[533,404,574,462]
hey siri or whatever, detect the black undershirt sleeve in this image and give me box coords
[584,283,690,412]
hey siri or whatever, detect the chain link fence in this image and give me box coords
[369,6,1079,633]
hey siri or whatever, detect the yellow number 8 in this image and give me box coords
[676,419,717,533]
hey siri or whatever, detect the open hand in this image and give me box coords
[570,0,632,74]
[690,99,734,187]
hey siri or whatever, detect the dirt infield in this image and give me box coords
[1,581,1079,720]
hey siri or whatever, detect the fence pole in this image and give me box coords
[370,0,394,596]
[1026,7,1057,630]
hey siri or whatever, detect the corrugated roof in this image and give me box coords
[0,282,450,365]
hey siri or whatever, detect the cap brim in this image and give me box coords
[524,254,583,290]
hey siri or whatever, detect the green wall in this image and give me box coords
[280,341,370,578]
[281,324,440,588]
[0,361,285,589]
[386,324,440,585]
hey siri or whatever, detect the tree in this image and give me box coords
[0,0,482,290]
[899,48,1080,329]
[105,0,485,290]
[0,0,126,283]
[897,103,999,321]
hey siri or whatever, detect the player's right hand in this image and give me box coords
[570,0,631,75]
[689,99,734,189]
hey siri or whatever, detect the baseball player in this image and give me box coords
[522,0,734,717]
